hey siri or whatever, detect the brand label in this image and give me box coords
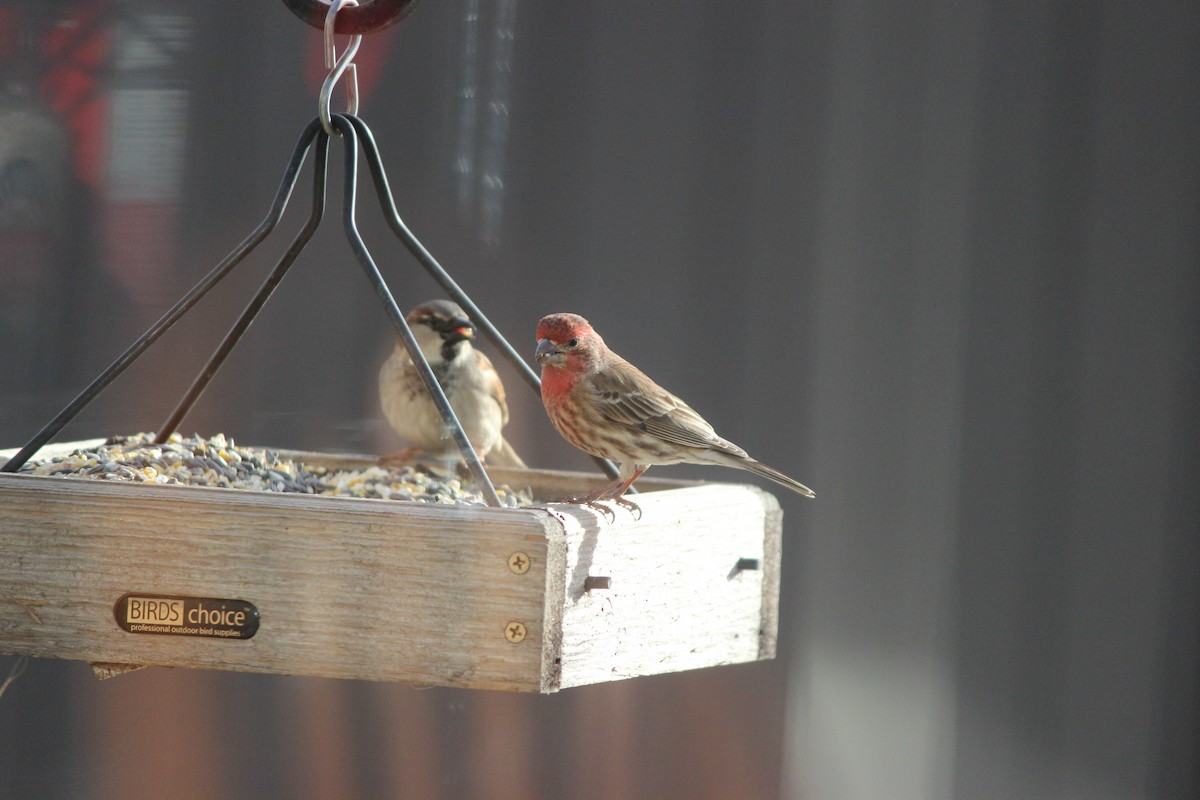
[114,594,259,639]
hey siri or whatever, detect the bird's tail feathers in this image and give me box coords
[487,437,527,469]
[743,459,815,498]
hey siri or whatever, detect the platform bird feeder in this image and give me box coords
[0,440,781,692]
[0,0,784,691]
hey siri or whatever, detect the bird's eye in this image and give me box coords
[567,337,579,348]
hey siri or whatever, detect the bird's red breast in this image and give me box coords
[540,363,580,400]
[542,384,604,457]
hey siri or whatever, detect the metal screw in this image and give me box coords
[507,552,530,574]
[505,621,527,643]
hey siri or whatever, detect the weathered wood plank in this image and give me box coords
[0,473,555,691]
[549,484,780,690]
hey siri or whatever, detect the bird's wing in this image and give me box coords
[473,349,509,425]
[587,360,749,457]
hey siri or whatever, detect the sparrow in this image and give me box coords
[534,312,813,511]
[379,300,526,467]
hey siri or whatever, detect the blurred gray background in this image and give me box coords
[1,0,1197,798]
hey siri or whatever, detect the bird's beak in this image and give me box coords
[534,338,558,363]
[442,318,475,343]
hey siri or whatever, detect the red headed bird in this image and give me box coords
[535,312,814,513]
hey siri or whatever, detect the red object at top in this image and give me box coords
[38,4,113,189]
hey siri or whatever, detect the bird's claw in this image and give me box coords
[611,496,642,520]
[548,493,620,523]
[582,499,617,523]
[559,494,640,523]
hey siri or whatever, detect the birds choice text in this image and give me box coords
[114,594,260,639]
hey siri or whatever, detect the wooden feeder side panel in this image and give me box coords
[0,473,552,691]
[551,484,781,690]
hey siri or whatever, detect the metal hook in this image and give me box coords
[319,0,362,135]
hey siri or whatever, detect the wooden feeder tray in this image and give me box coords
[0,107,785,693]
[0,440,781,692]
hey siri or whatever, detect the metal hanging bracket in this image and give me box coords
[0,2,624,502]
[319,0,361,135]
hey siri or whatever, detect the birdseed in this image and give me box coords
[17,432,532,508]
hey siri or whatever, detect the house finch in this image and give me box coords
[379,300,526,467]
[535,312,814,511]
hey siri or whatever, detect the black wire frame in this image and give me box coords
[340,115,622,486]
[0,114,622,502]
